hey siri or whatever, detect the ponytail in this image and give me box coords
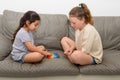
[69,3,94,25]
[13,17,25,41]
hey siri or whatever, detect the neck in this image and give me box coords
[23,25,29,32]
[79,23,86,30]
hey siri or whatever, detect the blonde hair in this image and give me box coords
[69,3,94,25]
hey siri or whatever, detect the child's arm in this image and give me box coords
[24,41,50,56]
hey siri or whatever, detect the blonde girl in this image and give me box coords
[61,3,103,65]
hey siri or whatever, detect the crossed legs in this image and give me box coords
[61,37,93,65]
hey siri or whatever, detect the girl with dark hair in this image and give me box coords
[11,11,50,63]
[61,3,103,65]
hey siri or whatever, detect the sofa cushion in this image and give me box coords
[68,25,75,41]
[0,50,79,76]
[0,34,12,61]
[2,10,23,40]
[34,14,69,50]
[2,10,69,50]
[0,14,3,33]
[79,50,120,75]
[93,17,120,50]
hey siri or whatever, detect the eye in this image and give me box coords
[72,22,75,24]
[34,23,38,26]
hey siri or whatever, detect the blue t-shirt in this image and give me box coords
[11,28,34,61]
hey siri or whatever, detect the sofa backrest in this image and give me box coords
[34,14,69,50]
[0,14,2,34]
[68,16,120,50]
[2,10,69,50]
[1,10,120,53]
[93,17,120,50]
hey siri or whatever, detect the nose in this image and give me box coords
[71,24,76,29]
[71,23,74,27]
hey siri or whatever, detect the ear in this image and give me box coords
[81,17,85,21]
[25,20,30,26]
[81,17,86,23]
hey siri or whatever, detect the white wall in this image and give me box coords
[0,0,120,16]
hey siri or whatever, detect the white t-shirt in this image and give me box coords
[75,23,103,64]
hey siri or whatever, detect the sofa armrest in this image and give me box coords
[0,34,12,61]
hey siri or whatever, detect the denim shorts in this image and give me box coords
[15,54,26,64]
[92,56,97,65]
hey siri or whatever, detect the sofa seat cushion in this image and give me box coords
[0,34,12,61]
[0,50,79,76]
[79,50,120,75]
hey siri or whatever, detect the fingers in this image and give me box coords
[38,46,47,51]
[42,51,51,56]
[64,49,73,56]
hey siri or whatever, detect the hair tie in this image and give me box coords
[79,4,83,9]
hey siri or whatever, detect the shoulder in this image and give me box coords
[84,24,99,35]
[16,28,29,37]
[85,24,95,31]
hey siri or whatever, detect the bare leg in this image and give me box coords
[68,50,93,65]
[61,37,75,52]
[24,52,44,63]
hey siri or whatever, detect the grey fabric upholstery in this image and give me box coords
[0,10,120,76]
[34,14,69,50]
[80,50,120,75]
[68,25,75,41]
[93,17,120,50]
[2,10,69,50]
[66,17,120,48]
[70,17,120,50]
[0,34,12,61]
[0,14,2,33]
[0,50,79,76]
[2,10,23,40]
[68,17,120,75]
[79,17,120,75]
[0,10,79,76]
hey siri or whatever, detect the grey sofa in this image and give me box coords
[0,10,120,79]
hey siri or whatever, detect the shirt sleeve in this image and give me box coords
[19,32,32,43]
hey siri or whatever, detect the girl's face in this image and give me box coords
[28,20,40,31]
[69,16,85,30]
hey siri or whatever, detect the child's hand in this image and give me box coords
[64,48,73,56]
[37,45,46,51]
[42,51,51,56]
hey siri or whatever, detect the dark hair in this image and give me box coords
[13,11,40,42]
[69,3,94,25]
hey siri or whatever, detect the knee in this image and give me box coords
[72,51,82,57]
[34,52,44,62]
[61,37,68,43]
[70,51,82,64]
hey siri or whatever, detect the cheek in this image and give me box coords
[29,25,34,30]
[74,23,80,29]
[70,23,78,29]
[77,22,83,28]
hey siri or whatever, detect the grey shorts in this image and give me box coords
[11,52,27,64]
